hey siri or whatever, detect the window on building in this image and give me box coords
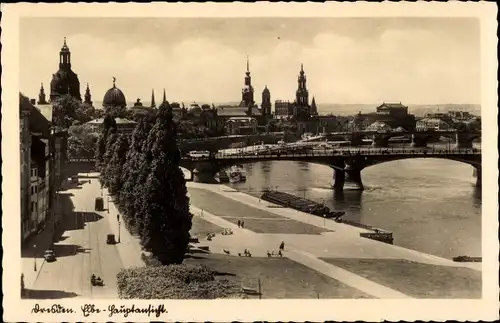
[31,202,35,213]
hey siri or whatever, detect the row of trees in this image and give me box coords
[96,104,192,265]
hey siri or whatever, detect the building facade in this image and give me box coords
[20,94,67,244]
[225,117,258,135]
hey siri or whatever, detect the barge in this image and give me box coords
[261,190,394,245]
[260,190,345,219]
[452,256,482,263]
[337,219,394,245]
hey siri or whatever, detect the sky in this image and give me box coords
[19,17,481,106]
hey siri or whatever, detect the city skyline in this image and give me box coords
[20,17,480,106]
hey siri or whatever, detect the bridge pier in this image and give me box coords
[344,168,364,191]
[411,134,428,148]
[473,167,481,187]
[454,133,474,149]
[349,135,364,147]
[331,160,364,191]
[332,168,345,191]
[192,162,218,184]
[371,135,389,148]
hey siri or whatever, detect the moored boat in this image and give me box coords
[217,170,229,183]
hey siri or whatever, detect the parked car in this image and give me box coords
[95,197,104,211]
[44,249,56,262]
[106,234,116,245]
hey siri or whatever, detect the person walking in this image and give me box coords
[237,220,241,228]
[279,241,285,251]
[241,220,245,228]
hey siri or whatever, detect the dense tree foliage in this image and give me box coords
[52,95,99,128]
[98,100,192,264]
[138,103,191,264]
[67,124,99,159]
[106,134,129,194]
[95,114,117,169]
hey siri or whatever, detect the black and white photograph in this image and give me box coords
[2,2,498,322]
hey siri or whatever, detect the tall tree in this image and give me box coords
[139,101,192,264]
[95,114,117,171]
[119,118,154,231]
[101,128,118,187]
[107,134,130,195]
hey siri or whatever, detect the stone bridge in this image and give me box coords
[179,147,481,190]
[321,130,481,148]
[177,132,286,152]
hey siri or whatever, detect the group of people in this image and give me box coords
[238,249,252,257]
[221,228,233,235]
[267,241,285,257]
[237,220,245,228]
[90,274,103,286]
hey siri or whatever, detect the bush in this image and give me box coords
[116,265,244,299]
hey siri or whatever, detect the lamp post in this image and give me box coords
[107,196,110,214]
[118,221,121,243]
[33,244,37,272]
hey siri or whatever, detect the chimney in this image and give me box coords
[30,99,36,105]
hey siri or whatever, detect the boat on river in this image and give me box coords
[260,190,345,219]
[229,165,246,183]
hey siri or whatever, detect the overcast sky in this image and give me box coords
[20,17,480,105]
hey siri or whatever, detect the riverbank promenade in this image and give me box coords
[186,180,482,299]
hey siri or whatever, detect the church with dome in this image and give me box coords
[50,38,82,102]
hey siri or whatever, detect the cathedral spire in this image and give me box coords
[246,55,250,73]
[112,76,116,88]
[162,88,167,102]
[151,89,156,108]
[37,82,48,104]
[84,83,93,105]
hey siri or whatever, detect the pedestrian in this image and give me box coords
[237,220,241,228]
[241,220,245,228]
[279,241,285,251]
[116,214,119,222]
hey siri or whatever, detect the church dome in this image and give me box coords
[50,68,81,101]
[103,77,126,108]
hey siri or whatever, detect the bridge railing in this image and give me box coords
[185,147,480,161]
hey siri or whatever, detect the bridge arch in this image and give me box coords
[183,150,481,189]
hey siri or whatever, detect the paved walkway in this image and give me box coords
[188,205,411,299]
[188,182,481,272]
[98,184,145,269]
[21,220,56,290]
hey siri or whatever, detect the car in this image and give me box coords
[106,234,116,245]
[95,197,104,211]
[44,249,56,262]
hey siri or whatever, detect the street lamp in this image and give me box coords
[33,244,37,272]
[107,196,110,213]
[118,221,121,243]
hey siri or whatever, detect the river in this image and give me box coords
[228,158,482,259]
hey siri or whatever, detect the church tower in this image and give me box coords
[240,56,255,112]
[151,89,156,108]
[310,96,318,116]
[84,83,93,105]
[261,85,271,117]
[50,37,82,101]
[37,83,48,104]
[296,63,309,107]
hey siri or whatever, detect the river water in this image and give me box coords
[229,158,482,259]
